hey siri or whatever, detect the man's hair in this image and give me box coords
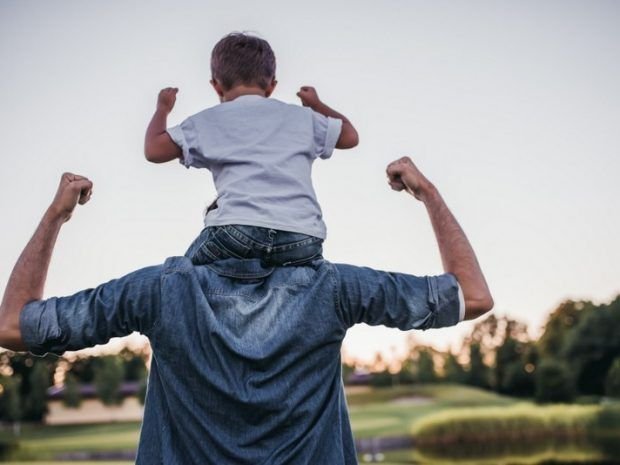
[211,33,276,91]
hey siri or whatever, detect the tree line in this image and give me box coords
[344,295,620,403]
[0,348,148,424]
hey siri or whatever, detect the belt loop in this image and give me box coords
[267,229,276,253]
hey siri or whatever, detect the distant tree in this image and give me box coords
[468,314,501,357]
[94,356,124,406]
[370,370,394,388]
[23,360,50,421]
[538,300,591,359]
[121,349,147,382]
[494,331,521,391]
[535,359,575,403]
[138,379,148,405]
[564,297,620,395]
[63,373,82,408]
[0,375,22,423]
[417,349,436,383]
[494,319,532,391]
[605,358,620,398]
[398,365,415,385]
[341,362,355,384]
[501,343,537,397]
[443,353,466,384]
[466,343,490,389]
[69,356,98,383]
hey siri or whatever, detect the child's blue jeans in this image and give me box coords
[185,225,324,267]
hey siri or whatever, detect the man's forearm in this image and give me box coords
[0,173,92,351]
[421,186,493,319]
[0,209,63,350]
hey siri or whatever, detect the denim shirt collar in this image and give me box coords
[206,258,274,280]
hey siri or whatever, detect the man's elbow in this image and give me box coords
[0,316,26,352]
[464,294,494,320]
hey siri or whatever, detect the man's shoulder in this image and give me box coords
[162,256,195,274]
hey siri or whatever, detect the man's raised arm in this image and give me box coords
[386,157,493,320]
[0,173,93,351]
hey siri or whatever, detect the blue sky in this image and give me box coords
[1,0,618,362]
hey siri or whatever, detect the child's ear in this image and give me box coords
[265,77,277,97]
[210,79,225,98]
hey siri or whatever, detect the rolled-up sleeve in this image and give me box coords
[311,111,342,160]
[167,117,209,169]
[19,265,163,356]
[335,264,462,330]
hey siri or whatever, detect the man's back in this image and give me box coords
[20,255,461,464]
[141,257,352,464]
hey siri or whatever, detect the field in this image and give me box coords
[0,384,559,464]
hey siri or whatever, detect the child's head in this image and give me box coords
[210,33,276,98]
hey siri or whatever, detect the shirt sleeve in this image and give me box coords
[334,264,462,330]
[19,265,163,356]
[311,111,343,160]
[167,117,210,169]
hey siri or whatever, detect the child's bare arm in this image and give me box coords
[297,86,359,149]
[144,88,182,163]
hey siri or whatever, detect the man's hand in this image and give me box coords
[297,86,321,109]
[386,157,434,201]
[157,87,178,114]
[48,173,93,223]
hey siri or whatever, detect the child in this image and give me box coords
[144,32,358,266]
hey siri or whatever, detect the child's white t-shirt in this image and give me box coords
[167,95,342,239]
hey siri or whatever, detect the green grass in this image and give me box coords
[3,462,134,465]
[7,384,603,463]
[349,383,516,438]
[1,422,140,460]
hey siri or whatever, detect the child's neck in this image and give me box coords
[222,85,267,102]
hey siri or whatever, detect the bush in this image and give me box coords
[412,403,600,446]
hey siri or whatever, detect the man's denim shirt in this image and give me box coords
[20,257,461,465]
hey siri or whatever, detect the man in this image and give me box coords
[0,157,492,464]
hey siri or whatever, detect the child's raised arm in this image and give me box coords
[297,86,359,150]
[144,88,182,163]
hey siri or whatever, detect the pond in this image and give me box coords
[359,435,620,464]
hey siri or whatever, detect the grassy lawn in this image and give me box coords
[0,384,515,461]
[3,463,134,465]
[349,383,516,438]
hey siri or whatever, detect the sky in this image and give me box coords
[1,0,618,363]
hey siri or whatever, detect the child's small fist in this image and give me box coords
[157,87,178,113]
[297,86,321,108]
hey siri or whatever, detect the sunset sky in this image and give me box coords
[1,0,618,363]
